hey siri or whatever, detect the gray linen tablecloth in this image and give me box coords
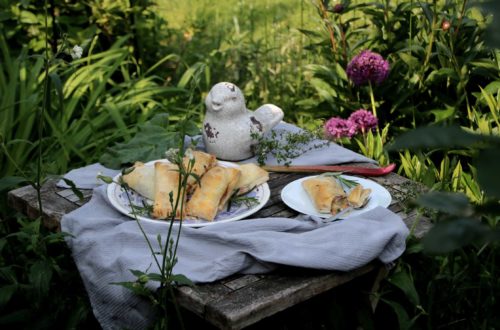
[60,123,409,329]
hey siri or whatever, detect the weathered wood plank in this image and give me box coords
[204,264,377,330]
[7,179,87,230]
[222,275,263,290]
[175,282,233,317]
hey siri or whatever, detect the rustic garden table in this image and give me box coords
[8,163,431,329]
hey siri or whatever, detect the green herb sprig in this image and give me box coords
[226,189,260,211]
[251,127,329,166]
[321,172,359,190]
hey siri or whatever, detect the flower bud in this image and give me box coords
[333,3,344,13]
[441,20,451,31]
[70,45,83,60]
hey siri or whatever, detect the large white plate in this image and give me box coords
[280,175,391,219]
[107,160,270,227]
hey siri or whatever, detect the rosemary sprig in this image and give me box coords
[321,172,359,190]
[226,189,260,211]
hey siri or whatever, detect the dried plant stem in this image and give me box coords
[37,0,50,215]
[317,0,337,53]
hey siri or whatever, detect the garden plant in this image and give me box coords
[0,0,499,329]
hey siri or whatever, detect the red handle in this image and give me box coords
[262,163,396,177]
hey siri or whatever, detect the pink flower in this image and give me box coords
[348,109,378,132]
[346,50,390,86]
[324,117,357,139]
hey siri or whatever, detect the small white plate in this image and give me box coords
[280,175,391,219]
[107,160,270,227]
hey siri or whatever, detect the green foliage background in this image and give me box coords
[0,0,499,328]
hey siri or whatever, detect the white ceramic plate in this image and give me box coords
[280,175,391,219]
[107,160,270,227]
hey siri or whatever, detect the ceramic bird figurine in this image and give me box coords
[202,82,284,161]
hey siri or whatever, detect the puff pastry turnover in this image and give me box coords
[183,150,217,191]
[302,176,348,215]
[186,166,235,221]
[152,162,184,219]
[235,163,269,195]
[121,162,155,200]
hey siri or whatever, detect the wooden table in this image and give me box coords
[8,163,431,329]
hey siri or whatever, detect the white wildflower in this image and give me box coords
[165,148,180,163]
[70,45,83,60]
[184,148,194,160]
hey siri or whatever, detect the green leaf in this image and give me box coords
[398,52,420,68]
[99,114,183,169]
[416,192,473,216]
[146,273,164,282]
[97,175,113,184]
[0,284,17,308]
[422,218,492,254]
[381,299,413,330]
[177,120,200,137]
[483,81,500,95]
[49,72,64,114]
[61,178,84,202]
[297,28,324,39]
[0,176,28,192]
[170,274,194,286]
[112,281,151,298]
[418,2,434,26]
[477,148,500,198]
[425,68,458,84]
[389,268,420,306]
[430,108,455,122]
[29,259,53,298]
[129,269,146,278]
[386,126,499,151]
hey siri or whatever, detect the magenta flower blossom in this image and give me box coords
[346,50,390,86]
[324,117,357,139]
[348,109,378,132]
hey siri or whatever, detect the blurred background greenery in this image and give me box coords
[0,0,499,328]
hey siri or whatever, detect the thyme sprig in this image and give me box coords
[251,127,329,166]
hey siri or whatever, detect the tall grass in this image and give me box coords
[0,34,44,177]
[0,33,186,178]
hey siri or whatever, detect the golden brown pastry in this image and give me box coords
[121,162,155,200]
[347,184,371,208]
[302,176,348,215]
[186,166,231,221]
[182,150,217,191]
[234,163,269,195]
[218,167,242,211]
[152,162,185,219]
